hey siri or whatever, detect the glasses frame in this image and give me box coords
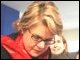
[28,29,55,45]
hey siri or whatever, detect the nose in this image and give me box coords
[53,43,58,48]
[54,45,57,48]
[37,41,45,49]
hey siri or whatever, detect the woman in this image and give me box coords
[50,35,70,59]
[1,1,63,59]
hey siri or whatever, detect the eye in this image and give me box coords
[31,34,42,41]
[57,40,61,43]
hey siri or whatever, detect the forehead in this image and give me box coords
[30,22,54,39]
[55,35,62,41]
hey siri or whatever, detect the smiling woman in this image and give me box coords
[50,35,79,59]
[50,35,70,59]
[1,1,63,59]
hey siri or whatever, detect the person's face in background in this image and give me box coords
[50,35,66,55]
[22,22,54,57]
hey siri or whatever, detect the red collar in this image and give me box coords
[1,33,50,59]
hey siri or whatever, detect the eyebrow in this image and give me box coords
[33,33,53,41]
[33,34,44,39]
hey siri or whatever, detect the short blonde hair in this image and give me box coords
[14,1,63,35]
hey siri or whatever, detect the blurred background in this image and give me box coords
[1,1,79,53]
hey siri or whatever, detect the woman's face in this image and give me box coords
[22,23,54,57]
[50,35,66,55]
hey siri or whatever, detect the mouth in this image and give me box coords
[34,49,41,52]
[53,48,60,51]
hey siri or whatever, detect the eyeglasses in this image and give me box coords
[28,29,55,45]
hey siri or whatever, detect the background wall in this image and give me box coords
[63,29,79,52]
[1,4,19,35]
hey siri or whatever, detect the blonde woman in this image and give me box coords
[1,1,63,59]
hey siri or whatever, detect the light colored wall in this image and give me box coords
[63,29,79,41]
[63,29,79,52]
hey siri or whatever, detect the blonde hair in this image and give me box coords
[14,1,63,34]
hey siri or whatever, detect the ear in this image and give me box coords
[21,29,24,34]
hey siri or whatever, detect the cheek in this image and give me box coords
[22,33,36,51]
[60,44,65,50]
[58,44,65,53]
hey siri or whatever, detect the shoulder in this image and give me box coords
[68,52,77,59]
[8,32,19,40]
[1,32,20,48]
[1,32,20,59]
[1,32,19,42]
[51,53,70,59]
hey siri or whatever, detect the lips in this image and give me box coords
[34,49,41,52]
[53,48,60,51]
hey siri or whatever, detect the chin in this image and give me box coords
[54,52,63,55]
[52,51,62,55]
[31,54,39,57]
[54,53,61,55]
[29,50,41,57]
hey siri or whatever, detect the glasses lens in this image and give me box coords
[44,40,54,45]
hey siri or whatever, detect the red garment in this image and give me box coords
[1,33,50,59]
